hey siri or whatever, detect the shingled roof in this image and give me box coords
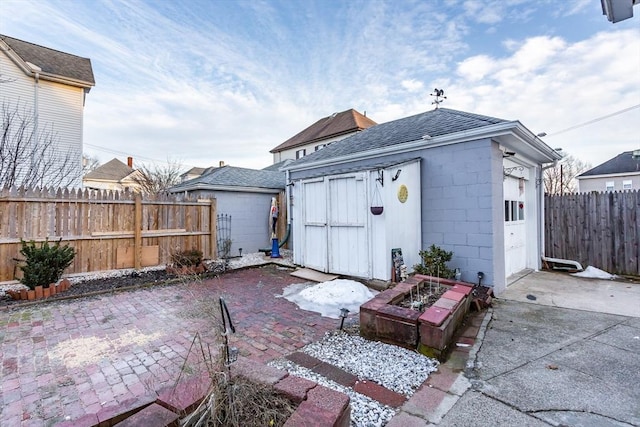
[287,108,508,166]
[578,150,640,177]
[1,34,95,87]
[170,166,285,192]
[270,109,377,153]
[84,158,135,181]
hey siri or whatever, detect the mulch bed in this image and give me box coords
[0,267,226,309]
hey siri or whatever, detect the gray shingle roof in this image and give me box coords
[1,34,95,86]
[84,158,134,181]
[578,150,640,177]
[287,108,507,166]
[170,166,285,191]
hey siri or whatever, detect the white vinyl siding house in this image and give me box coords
[0,35,94,188]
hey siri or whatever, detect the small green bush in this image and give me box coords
[171,248,203,267]
[18,239,75,290]
[413,244,454,279]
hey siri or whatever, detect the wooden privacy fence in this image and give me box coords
[0,187,217,282]
[545,190,639,276]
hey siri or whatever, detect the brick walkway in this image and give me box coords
[0,265,336,426]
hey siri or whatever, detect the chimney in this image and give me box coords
[219,161,225,167]
[127,157,133,168]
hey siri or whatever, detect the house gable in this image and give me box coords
[270,109,377,163]
[577,150,640,192]
[1,34,94,188]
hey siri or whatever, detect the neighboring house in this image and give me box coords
[270,109,377,163]
[576,149,640,192]
[83,158,142,192]
[283,108,562,295]
[180,167,207,183]
[169,165,285,254]
[0,34,95,188]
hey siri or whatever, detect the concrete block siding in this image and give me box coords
[421,139,495,286]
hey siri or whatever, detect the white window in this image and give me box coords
[296,149,306,159]
[315,144,326,151]
[623,180,632,190]
[605,181,614,191]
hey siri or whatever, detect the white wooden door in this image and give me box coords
[504,176,527,277]
[302,179,328,272]
[299,174,370,277]
[327,174,369,277]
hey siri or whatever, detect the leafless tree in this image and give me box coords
[131,159,184,195]
[1,102,82,189]
[82,154,100,175]
[544,153,591,195]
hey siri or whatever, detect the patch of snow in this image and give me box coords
[280,279,378,319]
[571,265,617,280]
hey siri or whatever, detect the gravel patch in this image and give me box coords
[269,358,396,427]
[302,331,438,396]
[269,331,439,426]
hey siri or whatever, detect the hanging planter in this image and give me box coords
[370,172,384,215]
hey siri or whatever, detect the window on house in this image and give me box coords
[518,201,525,220]
[605,181,614,191]
[505,200,525,222]
[623,180,632,190]
[315,144,326,151]
[296,149,306,159]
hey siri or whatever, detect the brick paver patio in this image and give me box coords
[0,265,336,426]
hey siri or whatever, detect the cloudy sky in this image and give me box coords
[1,0,638,171]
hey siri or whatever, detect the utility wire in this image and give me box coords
[545,104,640,137]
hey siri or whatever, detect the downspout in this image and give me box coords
[32,68,40,173]
[538,161,557,266]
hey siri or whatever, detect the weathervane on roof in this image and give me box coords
[430,88,446,109]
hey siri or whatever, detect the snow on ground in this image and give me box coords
[279,279,378,319]
[571,265,617,280]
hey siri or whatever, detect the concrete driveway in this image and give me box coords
[437,270,640,426]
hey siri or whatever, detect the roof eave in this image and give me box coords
[0,39,94,88]
[284,121,535,172]
[168,184,283,193]
[577,170,640,180]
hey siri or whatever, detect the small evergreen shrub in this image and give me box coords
[171,248,203,267]
[413,244,454,279]
[18,239,75,290]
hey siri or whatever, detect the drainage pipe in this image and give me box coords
[541,255,583,271]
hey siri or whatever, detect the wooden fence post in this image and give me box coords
[210,198,217,259]
[134,194,142,270]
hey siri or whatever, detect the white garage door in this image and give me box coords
[300,174,370,277]
[504,176,527,278]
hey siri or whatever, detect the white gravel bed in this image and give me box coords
[268,358,396,427]
[302,331,438,396]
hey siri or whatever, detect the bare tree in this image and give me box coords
[1,102,82,189]
[131,159,184,194]
[82,154,100,175]
[544,153,591,195]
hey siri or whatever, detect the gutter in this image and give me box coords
[168,184,284,194]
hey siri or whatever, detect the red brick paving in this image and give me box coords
[0,265,335,426]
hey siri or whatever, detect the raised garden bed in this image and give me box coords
[360,274,476,360]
